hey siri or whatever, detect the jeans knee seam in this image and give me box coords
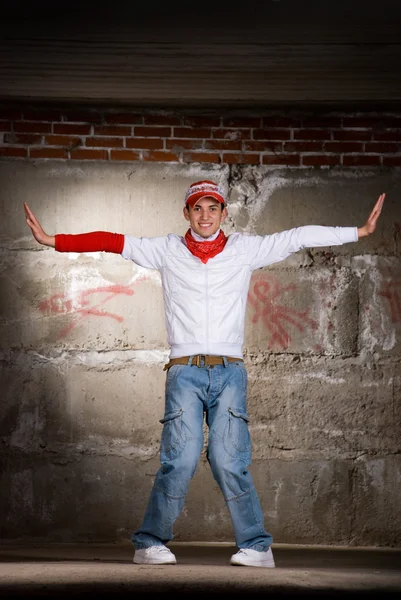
[154,484,187,500]
[225,488,250,503]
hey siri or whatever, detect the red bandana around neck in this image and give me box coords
[184,228,228,263]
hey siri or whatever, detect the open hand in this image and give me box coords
[358,193,385,238]
[24,203,55,247]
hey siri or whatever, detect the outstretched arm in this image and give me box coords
[357,193,385,239]
[24,202,55,247]
[247,192,387,271]
[24,203,124,253]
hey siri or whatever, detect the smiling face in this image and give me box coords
[183,196,227,239]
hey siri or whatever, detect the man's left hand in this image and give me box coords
[358,193,385,238]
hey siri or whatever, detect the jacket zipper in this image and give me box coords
[205,264,209,353]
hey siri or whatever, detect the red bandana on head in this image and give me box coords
[184,229,228,263]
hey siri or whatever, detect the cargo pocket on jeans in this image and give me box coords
[224,408,251,459]
[160,408,185,461]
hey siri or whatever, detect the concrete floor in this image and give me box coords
[0,542,401,598]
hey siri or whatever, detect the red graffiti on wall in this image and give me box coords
[39,278,147,339]
[317,275,336,311]
[248,275,318,349]
[378,275,401,323]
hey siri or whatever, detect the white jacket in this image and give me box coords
[122,226,358,359]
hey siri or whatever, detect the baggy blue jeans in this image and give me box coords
[132,356,273,551]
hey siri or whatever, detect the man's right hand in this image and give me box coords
[24,203,55,247]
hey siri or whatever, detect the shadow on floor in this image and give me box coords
[0,543,400,598]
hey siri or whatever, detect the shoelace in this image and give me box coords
[148,546,169,553]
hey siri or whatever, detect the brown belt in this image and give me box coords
[163,354,244,370]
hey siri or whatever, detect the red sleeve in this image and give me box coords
[55,232,124,254]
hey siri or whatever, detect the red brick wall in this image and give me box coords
[1,106,401,167]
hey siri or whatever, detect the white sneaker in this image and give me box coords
[230,547,275,568]
[133,545,177,565]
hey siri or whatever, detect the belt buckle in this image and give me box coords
[195,354,205,367]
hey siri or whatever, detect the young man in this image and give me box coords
[24,181,385,568]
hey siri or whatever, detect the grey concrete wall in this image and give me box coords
[0,160,400,547]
